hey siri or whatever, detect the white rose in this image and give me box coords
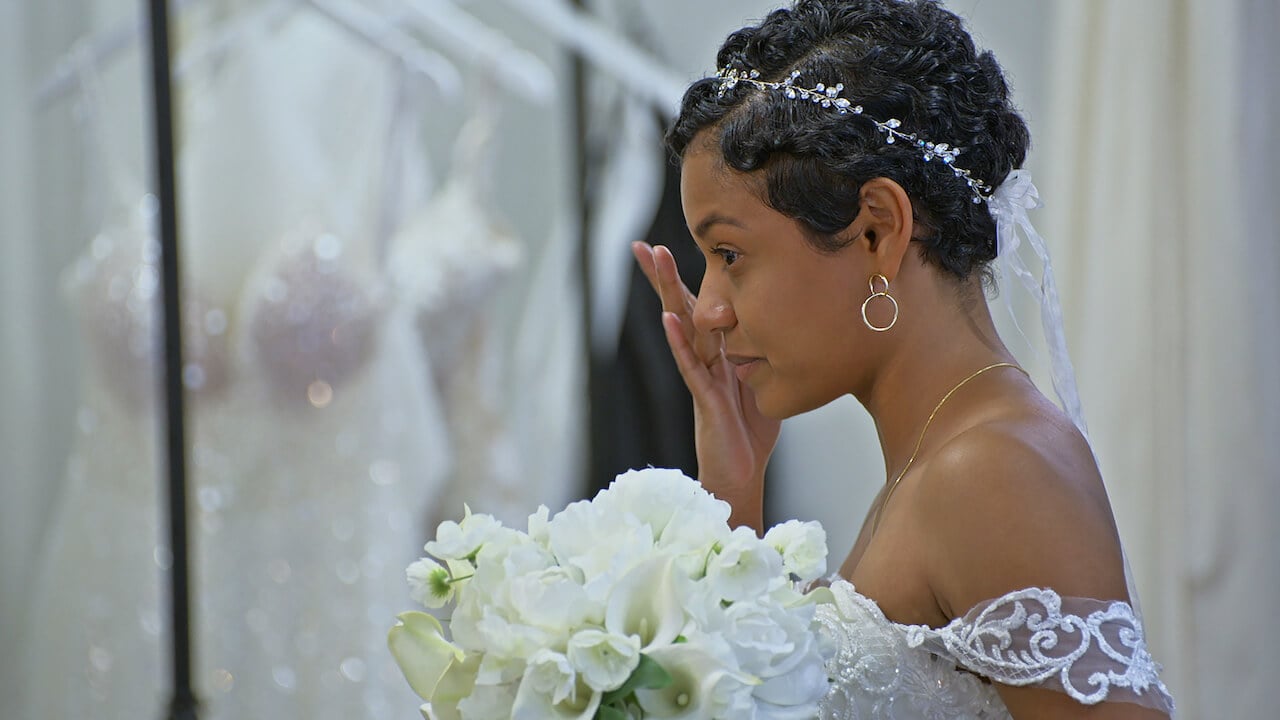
[567,628,641,692]
[763,520,828,582]
[527,505,551,546]
[497,540,557,584]
[705,526,784,603]
[656,492,733,559]
[473,607,557,666]
[509,565,598,634]
[465,537,553,619]
[525,649,578,705]
[512,654,601,720]
[594,468,723,540]
[547,499,654,603]
[725,600,831,715]
[720,601,798,677]
[752,657,830,711]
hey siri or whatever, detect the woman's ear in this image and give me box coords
[853,177,915,281]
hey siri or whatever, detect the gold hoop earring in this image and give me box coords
[861,273,898,332]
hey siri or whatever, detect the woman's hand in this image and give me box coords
[631,241,781,534]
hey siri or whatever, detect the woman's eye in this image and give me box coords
[711,247,740,266]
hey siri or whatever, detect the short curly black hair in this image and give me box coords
[668,0,1030,280]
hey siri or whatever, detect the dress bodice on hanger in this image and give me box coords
[389,175,519,387]
[62,206,385,417]
[62,197,231,416]
[60,5,399,426]
[817,579,1175,719]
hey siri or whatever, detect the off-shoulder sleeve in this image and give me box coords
[904,588,1175,714]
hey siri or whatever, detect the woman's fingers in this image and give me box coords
[633,241,699,312]
[635,241,723,372]
[656,244,731,364]
[661,312,715,397]
[631,241,661,295]
[651,245,693,316]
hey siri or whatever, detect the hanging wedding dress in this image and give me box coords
[22,10,450,719]
[184,14,453,719]
[386,96,525,529]
[21,196,173,719]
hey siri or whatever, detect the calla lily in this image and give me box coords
[415,651,481,719]
[387,612,467,701]
[420,701,459,720]
[605,553,686,649]
[801,584,836,607]
[633,641,757,720]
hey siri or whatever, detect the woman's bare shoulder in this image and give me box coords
[912,407,1131,619]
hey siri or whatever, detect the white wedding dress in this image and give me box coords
[21,12,450,719]
[816,580,1175,718]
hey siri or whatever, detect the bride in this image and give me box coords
[632,0,1175,716]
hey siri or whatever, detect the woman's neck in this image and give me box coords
[858,289,1019,480]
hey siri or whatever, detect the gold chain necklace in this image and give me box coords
[871,362,1026,534]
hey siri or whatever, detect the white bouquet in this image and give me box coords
[388,467,835,720]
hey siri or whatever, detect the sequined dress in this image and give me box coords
[21,14,450,719]
[816,579,1176,718]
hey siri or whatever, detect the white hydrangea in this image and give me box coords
[567,628,641,692]
[705,526,785,603]
[426,506,510,561]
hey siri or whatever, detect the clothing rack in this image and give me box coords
[37,0,465,107]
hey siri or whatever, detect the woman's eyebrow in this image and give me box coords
[693,213,748,238]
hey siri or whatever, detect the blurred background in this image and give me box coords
[1,0,1275,718]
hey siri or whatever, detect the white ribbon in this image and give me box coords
[988,170,1088,438]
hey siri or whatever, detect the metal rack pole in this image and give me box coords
[143,0,199,717]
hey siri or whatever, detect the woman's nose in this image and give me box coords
[692,281,736,336]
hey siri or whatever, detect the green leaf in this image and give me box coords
[596,705,629,720]
[630,654,673,690]
[601,653,673,705]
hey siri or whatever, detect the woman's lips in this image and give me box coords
[726,354,764,382]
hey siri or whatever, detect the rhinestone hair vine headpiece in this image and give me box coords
[716,67,995,203]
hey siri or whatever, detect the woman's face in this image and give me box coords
[679,143,870,418]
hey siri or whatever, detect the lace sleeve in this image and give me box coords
[904,588,1175,714]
